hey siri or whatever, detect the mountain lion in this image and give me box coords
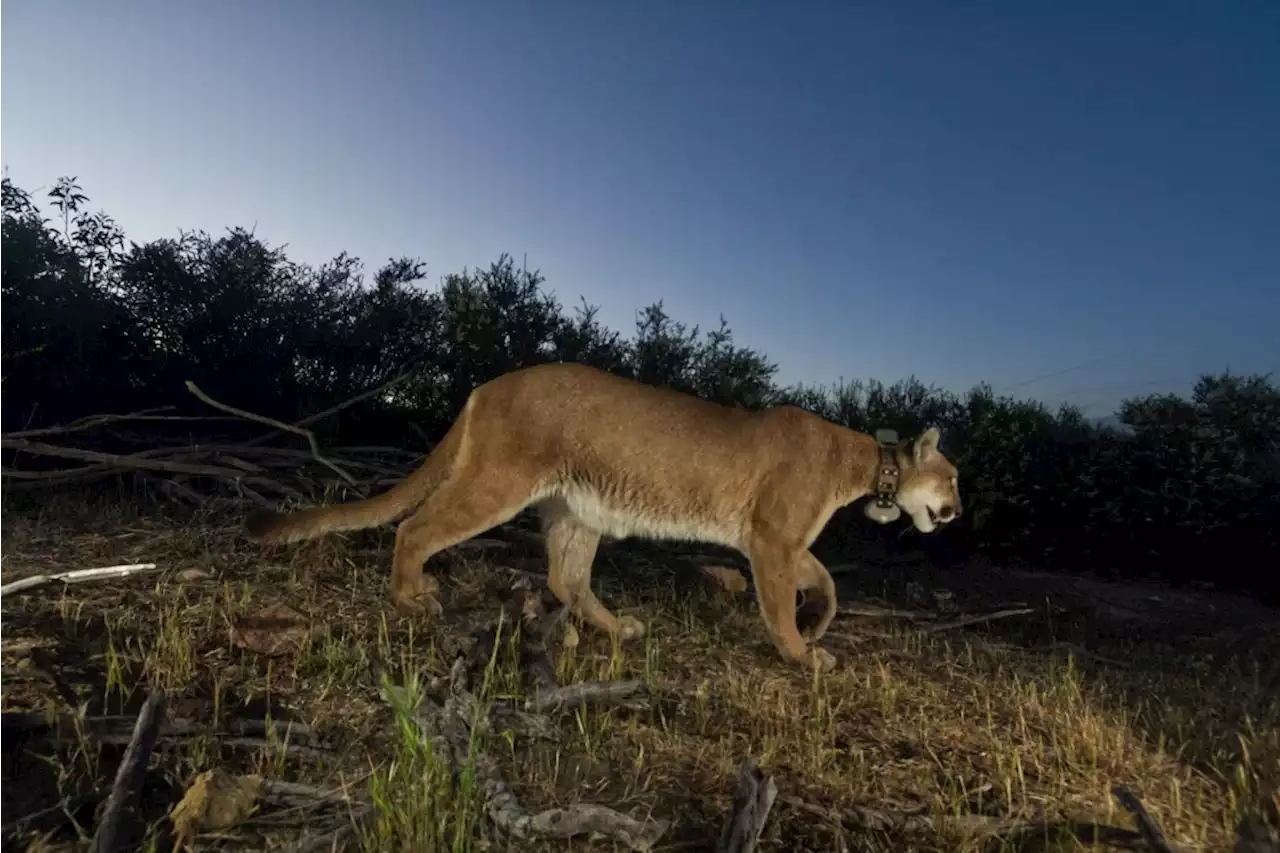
[245,362,962,671]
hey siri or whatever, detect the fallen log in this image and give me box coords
[89,691,167,853]
[715,760,777,853]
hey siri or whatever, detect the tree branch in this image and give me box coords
[184,380,362,491]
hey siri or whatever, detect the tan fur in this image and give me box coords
[244,362,962,671]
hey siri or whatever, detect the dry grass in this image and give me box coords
[2,497,1277,852]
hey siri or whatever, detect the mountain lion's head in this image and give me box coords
[895,427,962,534]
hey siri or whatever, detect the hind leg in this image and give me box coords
[390,472,535,616]
[747,535,836,672]
[796,552,838,642]
[540,500,645,642]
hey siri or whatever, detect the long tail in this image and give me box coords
[244,413,466,545]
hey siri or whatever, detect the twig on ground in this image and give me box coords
[29,646,88,711]
[452,536,513,552]
[1112,785,1176,853]
[0,563,160,597]
[1,711,333,762]
[836,602,936,620]
[1,798,77,840]
[780,793,1160,849]
[1231,815,1280,853]
[145,475,206,507]
[89,691,167,853]
[185,381,362,492]
[833,600,1036,633]
[259,778,371,814]
[518,597,567,694]
[779,794,930,835]
[1027,641,1135,669]
[524,679,650,715]
[922,607,1036,633]
[716,759,778,853]
[218,737,334,762]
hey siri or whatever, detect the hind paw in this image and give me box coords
[391,576,443,619]
[808,646,837,673]
[617,615,646,642]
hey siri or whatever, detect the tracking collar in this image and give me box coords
[864,428,903,524]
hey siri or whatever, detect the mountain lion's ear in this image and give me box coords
[914,427,941,464]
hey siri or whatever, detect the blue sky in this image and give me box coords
[4,1,1278,417]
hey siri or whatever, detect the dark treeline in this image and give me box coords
[4,176,1278,598]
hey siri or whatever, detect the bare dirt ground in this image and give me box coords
[2,496,1278,852]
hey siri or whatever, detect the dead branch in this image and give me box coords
[447,690,668,849]
[28,647,86,711]
[146,474,206,507]
[1,711,331,756]
[523,804,670,849]
[1112,785,1176,853]
[1,797,78,840]
[922,607,1036,633]
[716,759,778,853]
[1,438,395,506]
[218,737,333,762]
[242,370,415,448]
[461,586,648,718]
[836,602,936,620]
[780,793,1161,849]
[779,794,932,835]
[524,679,650,715]
[1,437,244,477]
[833,600,1036,633]
[461,584,560,684]
[452,536,513,552]
[259,777,370,815]
[382,661,670,852]
[89,691,167,853]
[0,563,160,597]
[185,380,362,491]
[1232,815,1280,853]
[1027,641,1134,669]
[514,586,572,691]
[225,718,317,740]
[288,825,362,853]
[1,407,284,442]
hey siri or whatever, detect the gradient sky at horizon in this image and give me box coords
[3,1,1278,417]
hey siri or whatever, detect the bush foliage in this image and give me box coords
[4,177,1278,596]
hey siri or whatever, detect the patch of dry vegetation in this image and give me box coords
[2,498,1277,852]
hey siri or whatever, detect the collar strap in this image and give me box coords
[872,428,901,504]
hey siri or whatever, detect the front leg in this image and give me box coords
[796,552,838,642]
[747,537,836,673]
[541,501,646,643]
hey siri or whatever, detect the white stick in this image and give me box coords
[0,563,160,596]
